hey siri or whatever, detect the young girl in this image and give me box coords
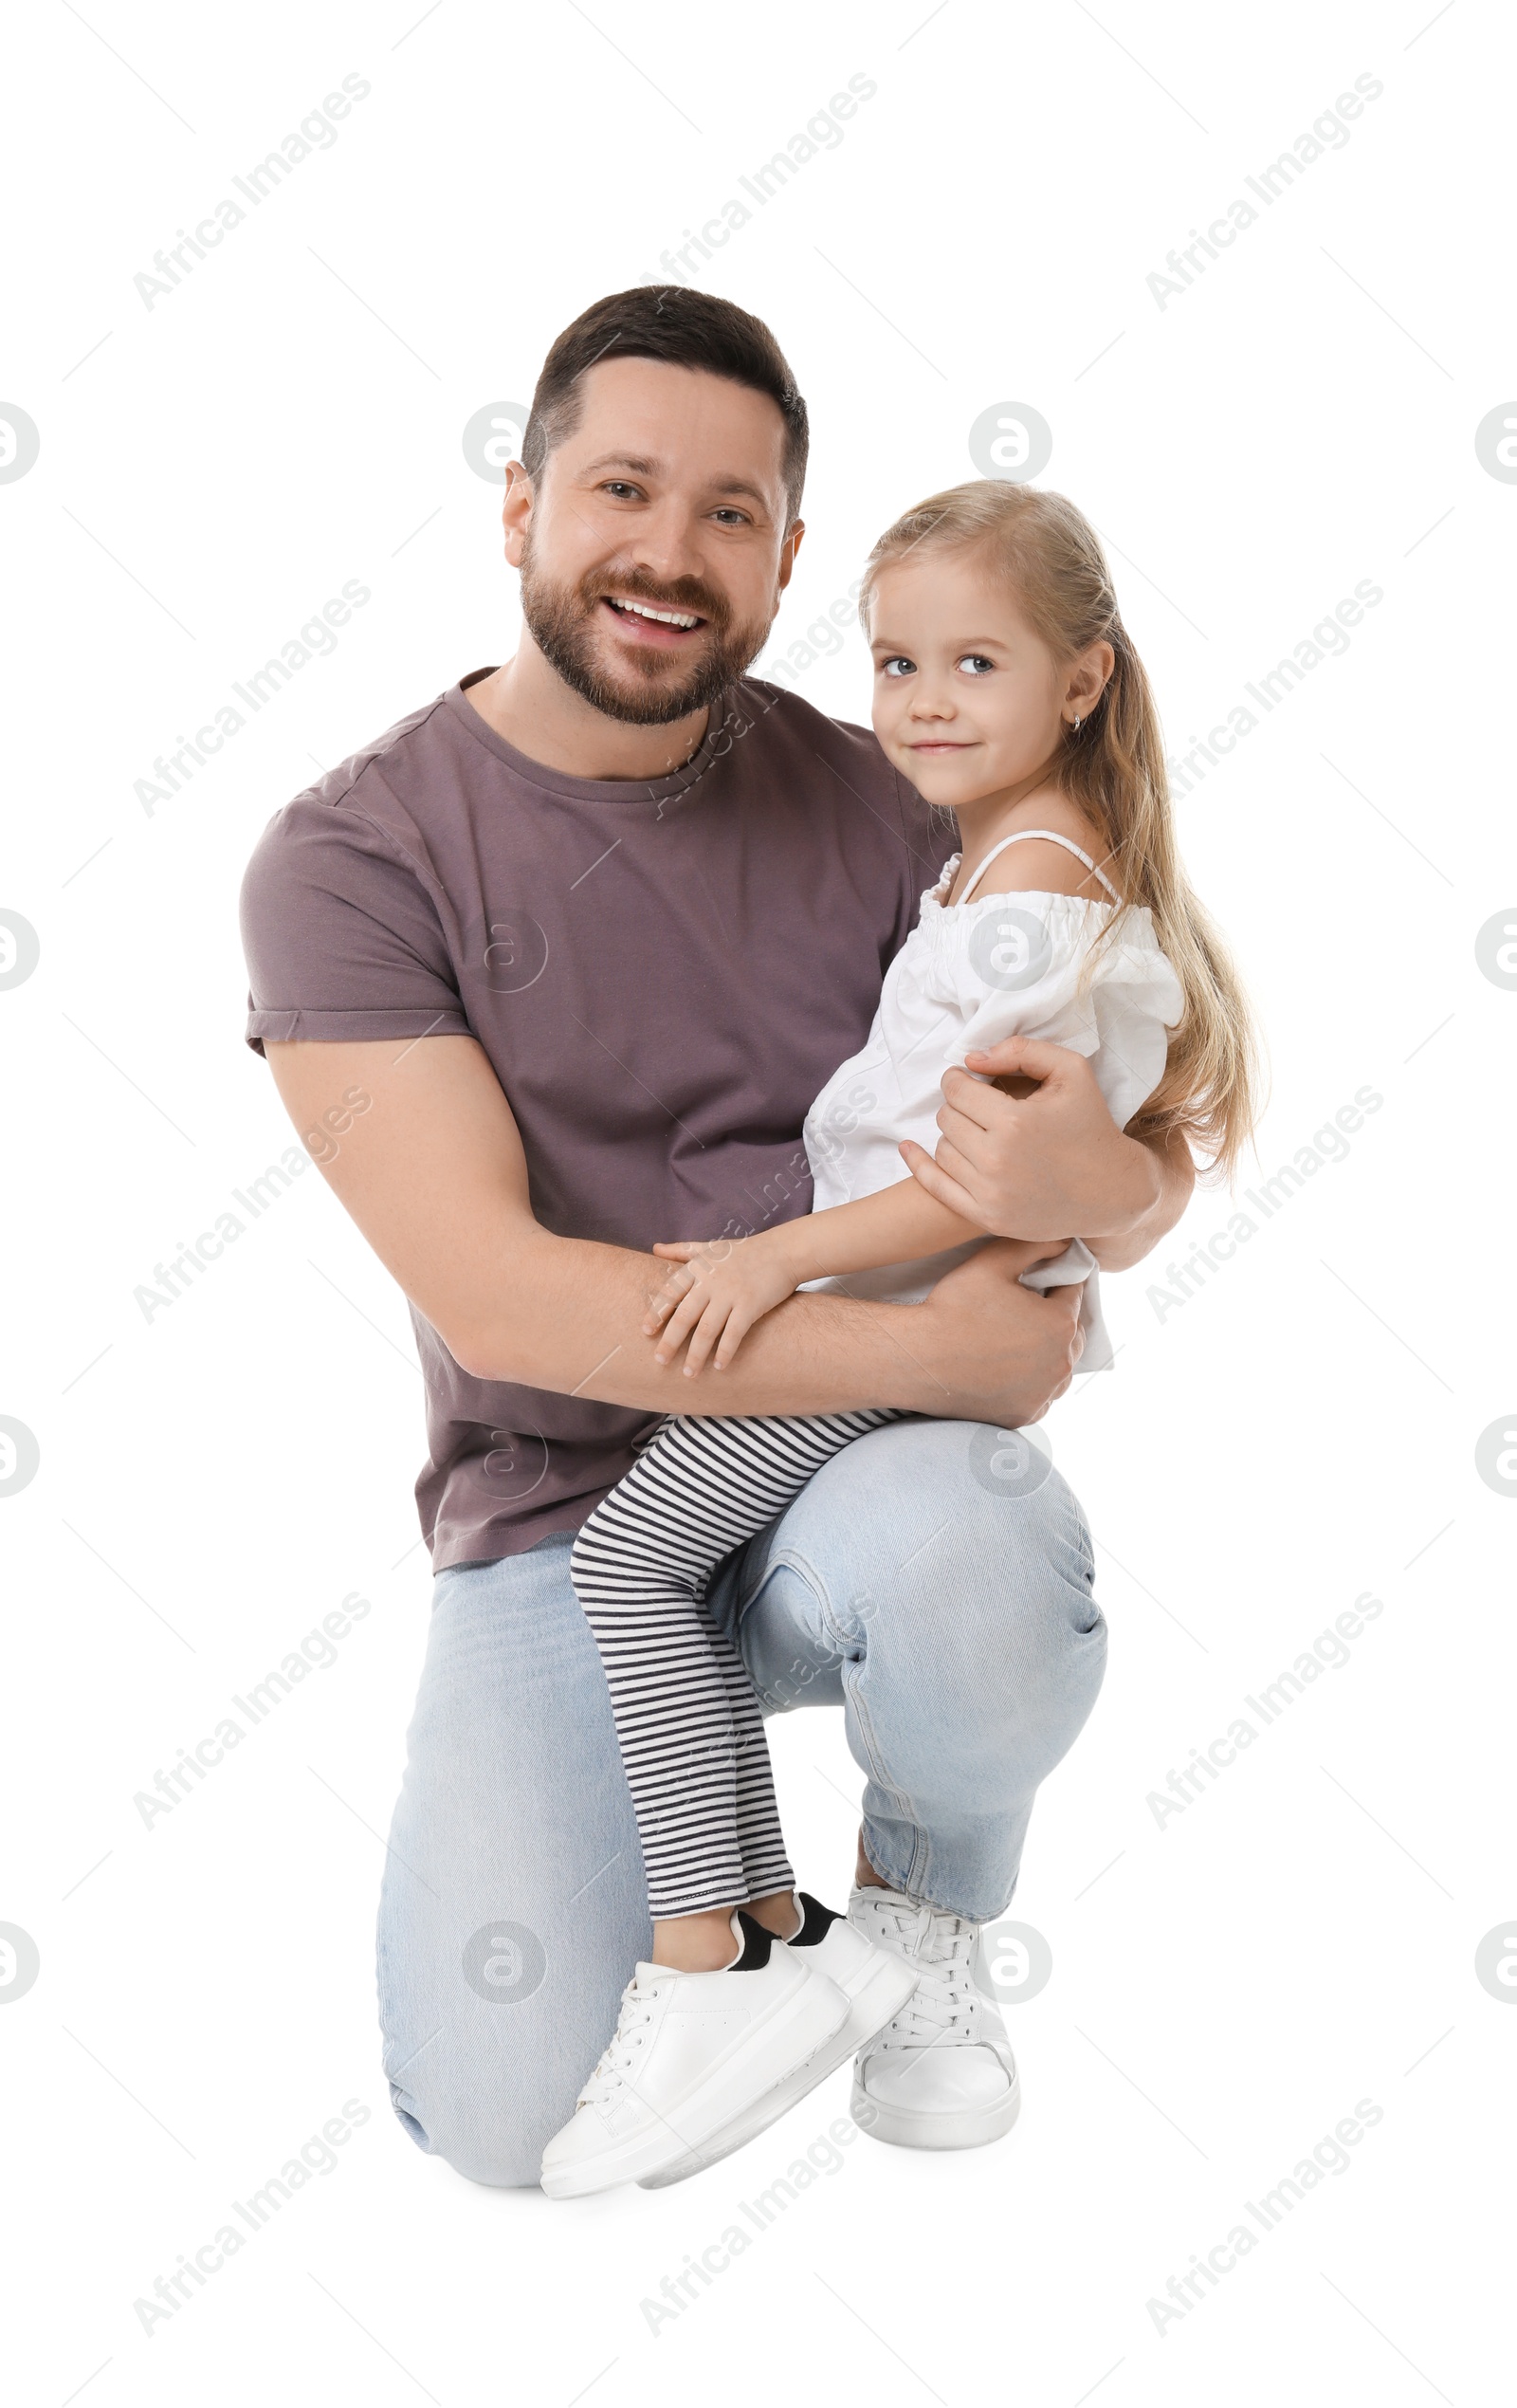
[540,481,1255,2198]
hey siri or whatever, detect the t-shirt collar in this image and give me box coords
[446,670,735,805]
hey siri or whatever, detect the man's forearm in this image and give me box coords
[261,1038,1081,1431]
[456,1223,1087,1429]
[1084,1126,1194,1272]
[456,1227,948,1415]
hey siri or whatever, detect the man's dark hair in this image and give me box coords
[521,287,809,523]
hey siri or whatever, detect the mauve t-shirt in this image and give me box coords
[241,670,949,1570]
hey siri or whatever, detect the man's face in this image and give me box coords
[506,357,801,725]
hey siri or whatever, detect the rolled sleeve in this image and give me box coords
[240,794,470,1057]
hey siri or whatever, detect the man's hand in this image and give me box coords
[899,1035,1194,1271]
[916,1238,1086,1424]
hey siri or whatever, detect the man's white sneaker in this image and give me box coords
[848,1884,1020,2151]
[638,1891,922,2187]
[539,1910,849,2198]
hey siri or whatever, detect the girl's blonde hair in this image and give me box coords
[860,480,1258,1177]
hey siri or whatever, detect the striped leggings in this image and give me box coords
[570,1406,900,1921]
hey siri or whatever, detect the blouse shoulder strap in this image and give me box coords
[958,827,1121,906]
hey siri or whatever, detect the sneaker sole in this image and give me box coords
[638,1948,922,2188]
[541,1972,850,2199]
[849,2060,1021,2151]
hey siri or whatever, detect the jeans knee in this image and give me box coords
[964,1451,1095,1615]
[760,1426,1096,1665]
[386,2068,547,2190]
[892,1455,1101,1713]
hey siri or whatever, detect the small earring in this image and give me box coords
[1070,714,1083,734]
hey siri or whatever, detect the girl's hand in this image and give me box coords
[643,1237,800,1374]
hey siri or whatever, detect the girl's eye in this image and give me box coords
[879,655,916,678]
[958,654,995,676]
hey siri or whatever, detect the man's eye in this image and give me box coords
[879,656,915,678]
[711,507,749,526]
[602,482,641,500]
[958,654,995,676]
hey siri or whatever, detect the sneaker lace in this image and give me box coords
[576,1976,660,2106]
[867,1900,986,2051]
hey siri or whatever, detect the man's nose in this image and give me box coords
[621,502,711,586]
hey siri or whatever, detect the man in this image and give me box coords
[241,287,1191,2186]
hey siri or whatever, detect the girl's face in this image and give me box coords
[868,546,1109,812]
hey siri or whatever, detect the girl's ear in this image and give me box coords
[1067,638,1115,714]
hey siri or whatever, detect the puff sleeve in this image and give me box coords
[941,895,1183,1131]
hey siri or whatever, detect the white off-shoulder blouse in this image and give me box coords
[799,829,1184,1369]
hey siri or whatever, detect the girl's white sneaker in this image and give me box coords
[848,1884,1021,2150]
[539,1910,849,2198]
[638,1891,922,2186]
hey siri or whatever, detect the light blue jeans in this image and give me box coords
[376,1416,1104,2186]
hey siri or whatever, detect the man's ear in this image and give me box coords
[776,517,806,595]
[502,463,534,567]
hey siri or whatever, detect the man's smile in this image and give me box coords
[601,595,708,647]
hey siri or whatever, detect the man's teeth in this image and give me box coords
[610,598,701,628]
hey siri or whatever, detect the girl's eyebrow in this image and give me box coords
[869,632,1013,652]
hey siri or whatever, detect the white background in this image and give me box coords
[3,2,1513,2401]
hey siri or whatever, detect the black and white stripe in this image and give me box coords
[571,1408,899,1920]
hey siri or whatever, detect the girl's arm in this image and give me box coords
[647,1164,1068,1375]
[750,1171,981,1285]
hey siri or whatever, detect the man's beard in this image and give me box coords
[519,536,770,726]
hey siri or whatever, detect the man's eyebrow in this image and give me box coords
[707,475,771,507]
[580,451,661,477]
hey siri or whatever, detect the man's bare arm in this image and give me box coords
[1082,1122,1193,1274]
[265,1036,1084,1425]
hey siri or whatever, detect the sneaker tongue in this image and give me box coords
[856,1885,980,1969]
[868,1891,937,1950]
[859,1883,917,1911]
